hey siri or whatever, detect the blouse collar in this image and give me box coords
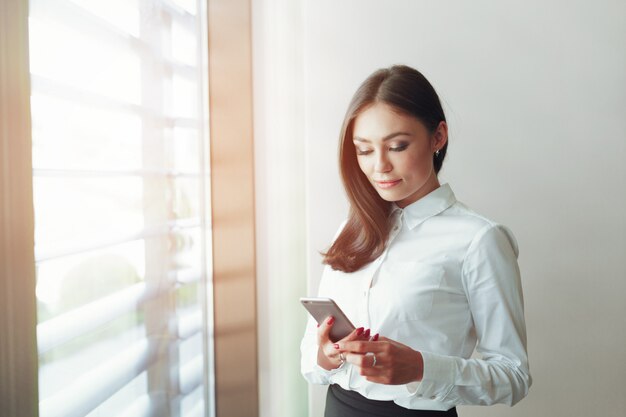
[391,183,457,230]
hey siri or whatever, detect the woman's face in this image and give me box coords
[352,102,447,208]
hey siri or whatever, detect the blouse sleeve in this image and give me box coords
[407,224,532,406]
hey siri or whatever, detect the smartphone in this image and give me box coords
[300,297,355,342]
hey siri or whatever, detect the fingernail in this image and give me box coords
[364,329,370,338]
[327,316,335,325]
[316,323,320,328]
[372,333,379,341]
[333,343,340,349]
[356,327,364,336]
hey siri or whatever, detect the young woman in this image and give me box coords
[300,65,531,417]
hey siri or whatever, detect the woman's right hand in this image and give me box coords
[317,316,368,370]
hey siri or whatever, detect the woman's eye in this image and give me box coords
[390,144,408,152]
[356,148,372,156]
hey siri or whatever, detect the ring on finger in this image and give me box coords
[339,352,345,364]
[371,353,377,367]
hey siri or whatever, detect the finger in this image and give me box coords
[343,352,369,367]
[340,327,365,342]
[357,363,382,377]
[342,340,387,354]
[360,329,374,341]
[333,327,369,352]
[352,328,372,342]
[316,316,335,344]
[322,341,342,360]
[345,351,379,368]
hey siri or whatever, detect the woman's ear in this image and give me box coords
[431,121,448,151]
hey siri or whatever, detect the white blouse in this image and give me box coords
[300,184,531,410]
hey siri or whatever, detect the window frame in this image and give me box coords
[206,0,259,416]
[0,0,39,415]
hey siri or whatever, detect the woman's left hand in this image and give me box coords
[337,336,424,385]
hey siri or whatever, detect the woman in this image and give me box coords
[300,65,531,416]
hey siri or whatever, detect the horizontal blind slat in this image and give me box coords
[30,0,141,47]
[178,310,203,340]
[35,218,202,262]
[173,268,203,285]
[39,338,159,417]
[187,398,205,417]
[37,282,165,354]
[31,75,198,128]
[179,355,204,395]
[33,168,203,178]
[118,393,158,417]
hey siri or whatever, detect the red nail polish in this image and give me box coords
[327,316,335,325]
[316,323,320,328]
[356,327,364,336]
[333,343,340,349]
[372,333,379,341]
[364,329,370,338]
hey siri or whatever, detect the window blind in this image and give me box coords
[29,1,214,416]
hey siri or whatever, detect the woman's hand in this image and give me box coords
[317,316,369,371]
[337,336,424,384]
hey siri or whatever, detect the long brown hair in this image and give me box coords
[322,65,448,272]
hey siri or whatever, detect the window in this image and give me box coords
[2,0,255,414]
[28,0,214,416]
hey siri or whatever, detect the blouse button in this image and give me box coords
[430,395,437,400]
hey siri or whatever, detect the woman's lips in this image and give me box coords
[374,179,402,189]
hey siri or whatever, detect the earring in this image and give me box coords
[435,149,440,157]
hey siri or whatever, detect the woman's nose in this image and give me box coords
[374,152,392,173]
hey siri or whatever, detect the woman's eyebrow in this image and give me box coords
[353,132,411,142]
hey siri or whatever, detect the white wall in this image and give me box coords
[301,1,626,417]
